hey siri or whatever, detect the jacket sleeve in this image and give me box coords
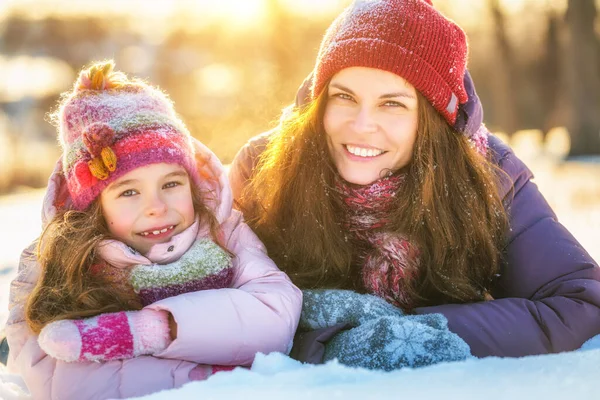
[415,142,600,357]
[147,209,302,366]
[6,244,198,400]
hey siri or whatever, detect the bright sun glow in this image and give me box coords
[200,0,267,25]
[280,0,349,16]
[3,0,270,27]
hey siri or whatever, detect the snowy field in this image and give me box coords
[1,135,599,399]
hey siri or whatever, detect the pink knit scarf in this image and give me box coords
[336,174,420,310]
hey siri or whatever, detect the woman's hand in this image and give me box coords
[300,289,405,330]
[324,314,472,370]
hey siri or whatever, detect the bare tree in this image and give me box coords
[487,0,520,136]
[538,9,562,137]
[565,0,600,156]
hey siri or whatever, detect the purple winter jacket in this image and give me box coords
[228,71,600,361]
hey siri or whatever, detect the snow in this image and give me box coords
[133,349,600,400]
[1,150,599,399]
[2,346,600,400]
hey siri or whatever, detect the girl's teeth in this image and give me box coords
[142,226,174,236]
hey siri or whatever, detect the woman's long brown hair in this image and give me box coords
[26,180,224,334]
[238,88,509,309]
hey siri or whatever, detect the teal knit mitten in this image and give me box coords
[300,289,405,330]
[300,289,471,371]
[324,314,472,371]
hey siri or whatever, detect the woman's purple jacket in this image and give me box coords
[229,72,600,361]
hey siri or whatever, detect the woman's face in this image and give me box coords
[323,67,419,185]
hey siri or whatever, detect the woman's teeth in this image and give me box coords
[140,226,174,236]
[346,145,384,157]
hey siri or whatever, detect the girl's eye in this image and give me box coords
[163,181,181,189]
[120,189,137,197]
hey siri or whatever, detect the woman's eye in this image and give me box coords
[120,189,137,197]
[163,181,181,189]
[331,92,354,101]
[383,100,406,108]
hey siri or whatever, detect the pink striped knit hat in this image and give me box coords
[56,61,199,210]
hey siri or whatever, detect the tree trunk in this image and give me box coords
[539,11,562,137]
[487,0,520,136]
[565,0,600,157]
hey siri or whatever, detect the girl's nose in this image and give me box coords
[145,194,168,216]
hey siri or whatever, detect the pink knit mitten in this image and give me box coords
[38,309,172,362]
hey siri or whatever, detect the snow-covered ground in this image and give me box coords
[1,140,599,399]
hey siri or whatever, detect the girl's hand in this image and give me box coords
[38,309,172,362]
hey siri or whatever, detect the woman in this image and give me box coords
[230,0,600,365]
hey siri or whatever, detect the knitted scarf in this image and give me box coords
[336,174,420,310]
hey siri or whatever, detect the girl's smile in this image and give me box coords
[137,224,177,238]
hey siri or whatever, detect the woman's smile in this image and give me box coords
[344,144,387,158]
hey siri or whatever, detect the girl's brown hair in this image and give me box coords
[26,180,224,334]
[238,88,509,309]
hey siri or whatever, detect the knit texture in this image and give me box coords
[301,289,471,371]
[130,238,234,306]
[324,315,471,370]
[312,0,468,125]
[38,309,172,362]
[299,289,404,330]
[57,61,199,210]
[336,174,420,310]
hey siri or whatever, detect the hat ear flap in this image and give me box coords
[295,72,313,108]
[455,70,484,137]
[53,170,74,211]
[42,160,75,225]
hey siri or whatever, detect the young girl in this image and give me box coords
[5,61,302,400]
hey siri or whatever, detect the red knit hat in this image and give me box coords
[311,0,468,125]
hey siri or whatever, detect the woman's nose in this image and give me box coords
[352,107,377,134]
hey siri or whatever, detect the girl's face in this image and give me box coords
[100,163,195,255]
[323,67,419,185]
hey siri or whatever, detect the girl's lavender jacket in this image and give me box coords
[229,72,600,361]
